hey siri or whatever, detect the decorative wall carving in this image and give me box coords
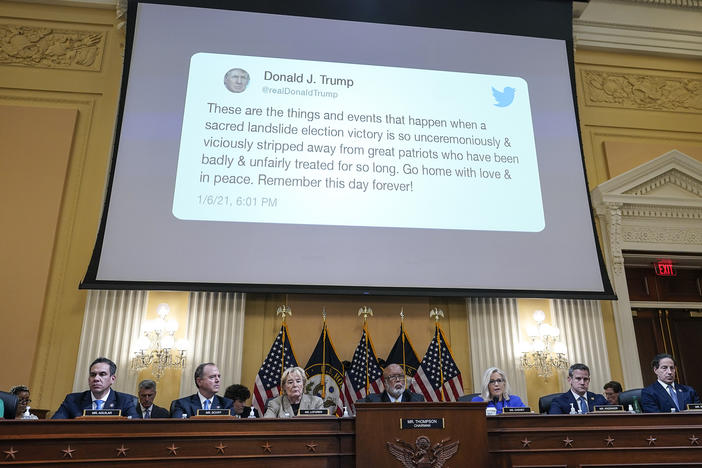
[629,0,702,9]
[627,169,702,197]
[620,205,702,219]
[581,70,702,112]
[606,202,625,275]
[622,226,702,244]
[0,24,104,70]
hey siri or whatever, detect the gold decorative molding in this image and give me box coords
[581,70,702,113]
[0,24,105,70]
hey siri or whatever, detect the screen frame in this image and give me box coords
[81,0,615,300]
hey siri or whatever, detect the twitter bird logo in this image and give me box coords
[492,86,515,107]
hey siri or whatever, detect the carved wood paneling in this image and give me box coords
[581,69,702,112]
[0,23,105,70]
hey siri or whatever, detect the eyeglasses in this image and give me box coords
[488,379,504,385]
[386,374,405,382]
[18,398,31,404]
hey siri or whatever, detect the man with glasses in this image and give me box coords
[361,363,425,403]
[641,353,699,413]
[549,363,607,414]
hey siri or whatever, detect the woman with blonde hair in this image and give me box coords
[264,366,324,418]
[470,367,525,414]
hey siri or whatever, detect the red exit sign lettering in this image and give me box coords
[654,260,676,276]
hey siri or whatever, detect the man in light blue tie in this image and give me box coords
[548,363,608,414]
[170,362,233,418]
[641,353,700,413]
[52,357,138,419]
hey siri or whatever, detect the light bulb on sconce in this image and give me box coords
[518,310,568,379]
[131,303,188,380]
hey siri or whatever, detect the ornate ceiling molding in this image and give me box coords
[574,0,702,57]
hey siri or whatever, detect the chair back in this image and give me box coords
[538,392,561,414]
[457,392,480,402]
[0,391,18,419]
[619,388,643,408]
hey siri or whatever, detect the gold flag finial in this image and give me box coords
[429,307,444,322]
[358,306,373,322]
[400,307,405,321]
[322,307,327,322]
[276,305,292,322]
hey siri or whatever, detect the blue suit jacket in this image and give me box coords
[471,394,526,414]
[641,382,700,413]
[170,394,233,418]
[52,390,138,419]
[548,391,607,414]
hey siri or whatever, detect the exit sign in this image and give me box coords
[654,260,676,276]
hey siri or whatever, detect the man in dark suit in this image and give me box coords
[641,353,700,413]
[135,379,169,418]
[548,363,607,414]
[170,362,233,418]
[52,357,138,419]
[362,363,425,403]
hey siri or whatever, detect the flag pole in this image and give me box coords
[358,306,373,394]
[277,304,292,377]
[400,307,406,375]
[430,307,446,401]
[321,307,327,399]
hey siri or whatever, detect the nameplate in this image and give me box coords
[594,405,623,412]
[400,418,445,429]
[196,409,231,416]
[82,409,122,417]
[299,409,329,416]
[503,406,531,414]
[687,403,702,411]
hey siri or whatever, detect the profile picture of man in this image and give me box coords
[224,68,250,93]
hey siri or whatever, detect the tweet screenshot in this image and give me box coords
[173,52,544,232]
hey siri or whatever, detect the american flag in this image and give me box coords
[252,324,299,416]
[340,324,384,415]
[409,324,465,402]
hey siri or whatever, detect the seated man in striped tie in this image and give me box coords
[548,363,607,414]
[52,357,138,419]
[170,362,233,418]
[136,379,170,418]
[641,353,700,413]
[361,364,425,403]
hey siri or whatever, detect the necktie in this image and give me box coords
[144,408,151,419]
[95,400,104,410]
[579,397,588,414]
[204,399,211,410]
[668,385,680,410]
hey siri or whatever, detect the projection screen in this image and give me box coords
[82,0,615,299]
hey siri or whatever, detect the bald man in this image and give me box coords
[361,364,425,403]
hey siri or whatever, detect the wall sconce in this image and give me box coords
[518,310,568,379]
[131,303,188,380]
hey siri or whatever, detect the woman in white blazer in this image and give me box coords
[264,366,325,418]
